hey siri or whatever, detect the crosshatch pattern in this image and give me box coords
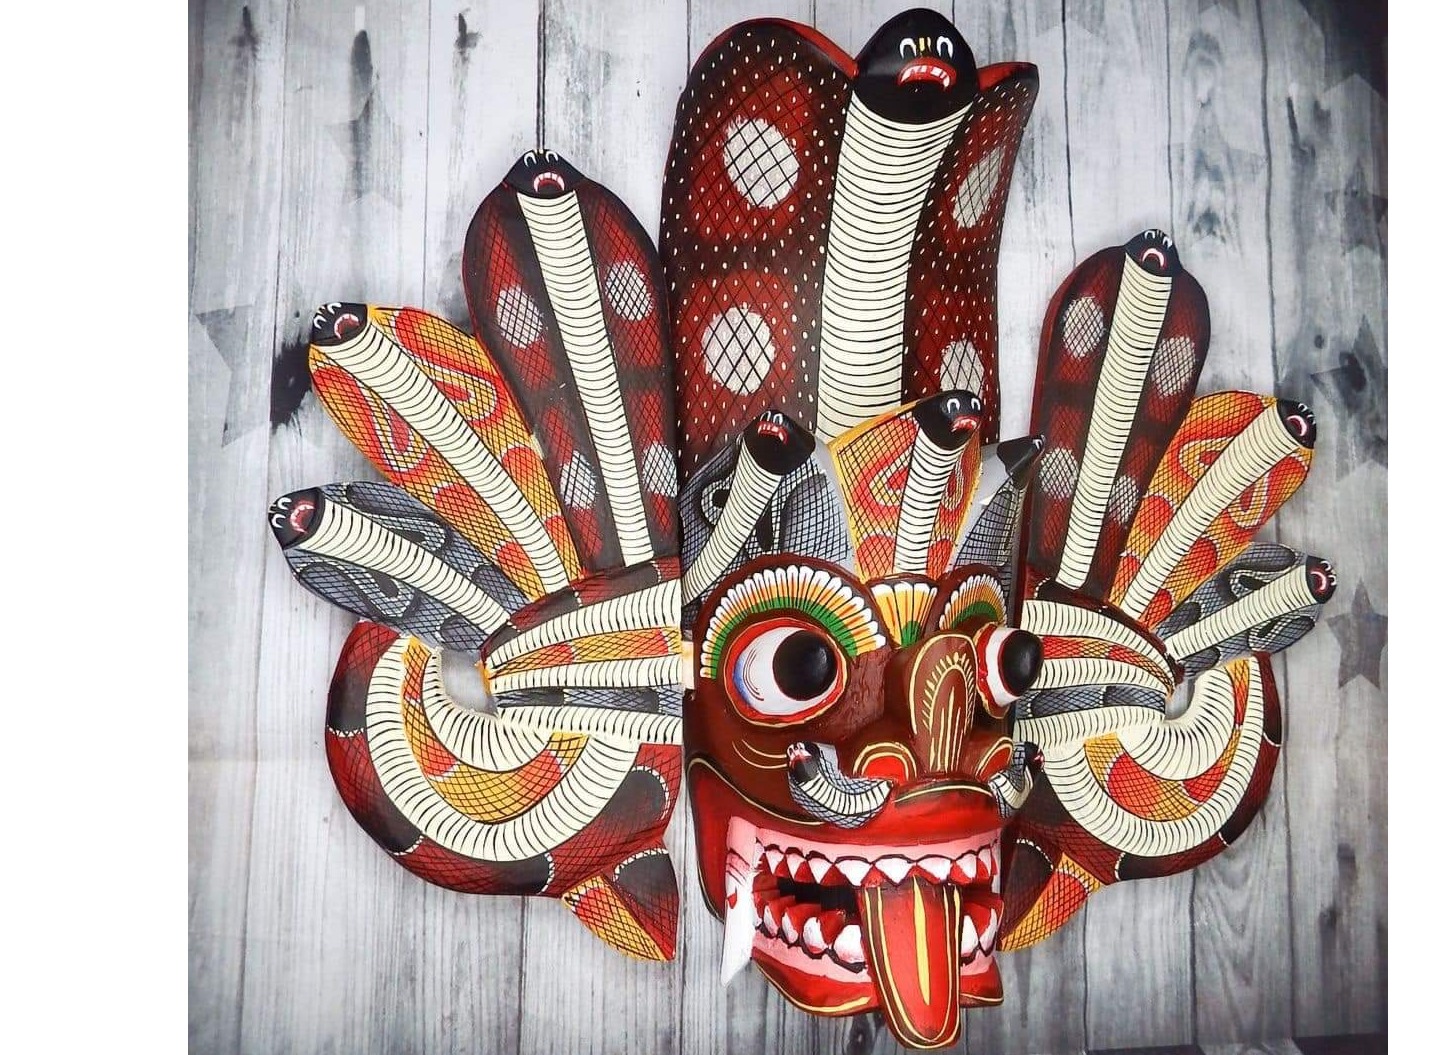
[189,0,1387,1052]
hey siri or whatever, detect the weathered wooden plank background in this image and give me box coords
[187,0,1387,1051]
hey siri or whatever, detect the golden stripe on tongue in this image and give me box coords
[856,876,964,1049]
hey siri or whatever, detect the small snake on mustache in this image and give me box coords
[785,742,892,828]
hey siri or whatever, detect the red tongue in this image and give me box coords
[856,877,964,1049]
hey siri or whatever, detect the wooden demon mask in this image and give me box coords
[267,9,1337,1053]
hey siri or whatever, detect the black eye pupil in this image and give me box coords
[772,631,837,701]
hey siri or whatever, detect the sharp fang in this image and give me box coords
[786,850,807,879]
[920,855,952,882]
[808,856,834,884]
[721,819,762,986]
[837,858,871,886]
[765,847,785,875]
[876,855,911,883]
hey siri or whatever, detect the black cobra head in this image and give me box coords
[1124,229,1182,277]
[505,148,585,198]
[310,302,368,347]
[268,488,323,548]
[1277,398,1318,448]
[854,8,978,123]
[786,740,824,784]
[994,433,1046,488]
[912,389,983,450]
[1304,557,1338,603]
[744,410,816,475]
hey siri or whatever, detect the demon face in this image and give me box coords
[681,395,1048,1049]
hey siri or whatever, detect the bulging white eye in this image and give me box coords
[900,37,915,59]
[974,626,1043,718]
[936,35,953,58]
[725,619,845,724]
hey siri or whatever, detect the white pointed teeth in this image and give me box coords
[961,898,1003,961]
[720,818,1004,974]
[875,855,912,883]
[919,855,953,882]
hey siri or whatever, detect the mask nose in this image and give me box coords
[892,626,1043,776]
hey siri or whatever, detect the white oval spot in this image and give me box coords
[951,147,1006,230]
[703,307,776,395]
[1039,447,1079,500]
[642,443,678,499]
[559,450,597,510]
[724,117,799,209]
[1110,472,1140,525]
[939,338,985,394]
[495,286,543,349]
[605,261,652,322]
[1062,296,1105,360]
[1153,334,1200,395]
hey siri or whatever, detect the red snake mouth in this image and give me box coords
[1138,246,1168,270]
[949,414,977,434]
[287,499,316,535]
[532,171,567,195]
[898,58,956,89]
[756,420,789,444]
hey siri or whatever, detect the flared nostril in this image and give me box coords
[999,629,1043,698]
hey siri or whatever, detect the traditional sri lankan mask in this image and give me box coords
[267,8,1339,1052]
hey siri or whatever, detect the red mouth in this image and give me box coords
[1139,246,1167,270]
[897,58,956,89]
[949,414,977,434]
[691,760,1004,1049]
[756,420,789,443]
[333,313,362,342]
[287,499,316,535]
[531,171,567,195]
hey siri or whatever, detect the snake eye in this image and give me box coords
[723,617,846,724]
[899,37,915,59]
[936,35,953,58]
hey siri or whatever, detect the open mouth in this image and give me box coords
[756,419,789,444]
[1138,246,1167,271]
[897,58,956,89]
[531,170,567,195]
[722,815,1002,1047]
[949,413,977,434]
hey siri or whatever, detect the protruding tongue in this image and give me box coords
[856,876,964,1048]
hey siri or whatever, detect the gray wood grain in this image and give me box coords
[188,2,289,1051]
[1260,0,1387,1038]
[239,3,434,1052]
[187,0,1386,1050]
